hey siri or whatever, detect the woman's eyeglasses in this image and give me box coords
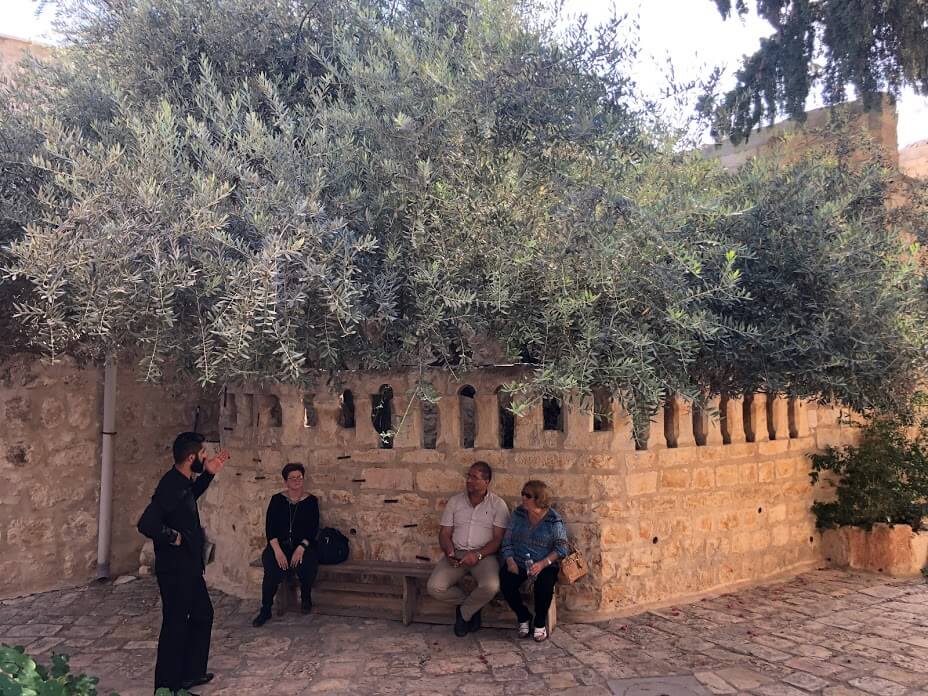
[521,491,535,499]
[287,475,304,482]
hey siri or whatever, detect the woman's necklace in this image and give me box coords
[287,496,298,547]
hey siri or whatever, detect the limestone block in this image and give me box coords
[747,393,770,443]
[739,461,758,484]
[768,395,789,440]
[657,447,701,467]
[416,468,463,493]
[758,439,790,456]
[563,400,593,450]
[692,467,714,488]
[715,464,739,487]
[672,395,697,448]
[473,393,497,449]
[436,392,463,450]
[646,408,666,450]
[721,395,746,444]
[771,525,790,547]
[789,397,811,437]
[757,461,776,483]
[360,467,413,491]
[626,471,658,496]
[395,393,424,450]
[7,517,54,546]
[700,396,724,446]
[590,474,624,498]
[660,468,690,489]
[774,459,794,479]
[513,401,544,449]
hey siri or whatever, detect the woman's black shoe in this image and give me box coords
[252,609,271,627]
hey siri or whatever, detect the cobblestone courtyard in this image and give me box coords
[1,569,926,696]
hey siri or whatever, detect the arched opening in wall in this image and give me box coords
[766,394,777,440]
[260,395,283,428]
[243,394,255,427]
[338,390,356,429]
[459,385,476,448]
[543,397,563,431]
[497,388,515,449]
[592,387,613,432]
[224,393,238,427]
[787,396,799,439]
[303,394,317,428]
[421,396,439,449]
[664,398,678,448]
[742,394,756,443]
[372,385,394,449]
[692,404,707,446]
[719,395,732,445]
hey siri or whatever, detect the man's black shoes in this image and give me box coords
[454,606,469,637]
[252,609,271,627]
[468,609,481,633]
[180,672,214,690]
[301,596,312,614]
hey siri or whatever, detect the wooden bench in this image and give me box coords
[249,558,556,633]
[249,558,432,625]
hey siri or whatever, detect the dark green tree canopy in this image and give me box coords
[1,0,925,418]
[710,0,928,143]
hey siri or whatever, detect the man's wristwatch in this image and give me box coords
[475,552,483,561]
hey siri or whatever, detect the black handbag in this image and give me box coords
[316,527,350,565]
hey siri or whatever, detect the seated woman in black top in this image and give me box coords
[252,463,319,627]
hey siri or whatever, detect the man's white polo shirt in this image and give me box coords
[440,491,510,551]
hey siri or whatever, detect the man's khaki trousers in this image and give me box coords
[426,554,500,620]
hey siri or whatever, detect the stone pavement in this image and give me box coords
[0,569,926,696]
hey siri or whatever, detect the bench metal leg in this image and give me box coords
[402,576,417,626]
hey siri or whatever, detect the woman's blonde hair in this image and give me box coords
[521,480,552,509]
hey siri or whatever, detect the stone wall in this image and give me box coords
[0,354,217,599]
[0,34,51,76]
[702,97,899,172]
[201,368,854,620]
[899,139,928,179]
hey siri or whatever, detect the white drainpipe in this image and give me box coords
[96,356,117,579]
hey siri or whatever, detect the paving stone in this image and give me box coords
[846,676,907,696]
[608,675,712,696]
[694,671,738,694]
[783,670,831,691]
[1,570,925,695]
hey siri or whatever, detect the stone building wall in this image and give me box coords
[701,97,899,172]
[201,368,853,620]
[899,139,928,179]
[0,34,51,76]
[0,354,217,599]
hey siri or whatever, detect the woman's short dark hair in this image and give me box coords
[281,463,305,481]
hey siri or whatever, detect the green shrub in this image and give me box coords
[809,415,928,531]
[0,644,117,696]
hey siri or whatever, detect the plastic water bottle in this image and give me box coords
[524,553,535,586]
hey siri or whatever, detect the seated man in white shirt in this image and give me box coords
[427,461,510,636]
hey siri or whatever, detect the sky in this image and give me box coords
[3,0,927,147]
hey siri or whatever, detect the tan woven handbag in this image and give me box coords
[557,542,588,584]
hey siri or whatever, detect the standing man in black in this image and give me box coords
[138,432,229,695]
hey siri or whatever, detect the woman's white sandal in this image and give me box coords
[533,626,548,642]
[518,621,531,638]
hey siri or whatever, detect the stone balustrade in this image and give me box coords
[200,367,841,620]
